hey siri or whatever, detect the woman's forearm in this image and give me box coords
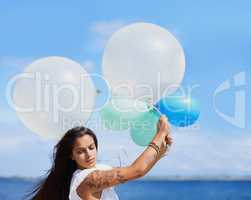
[130,134,163,177]
[129,116,171,179]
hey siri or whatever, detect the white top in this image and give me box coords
[69,164,119,200]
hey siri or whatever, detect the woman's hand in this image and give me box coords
[152,115,172,158]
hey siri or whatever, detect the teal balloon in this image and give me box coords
[130,107,160,146]
[155,97,200,127]
[100,97,149,131]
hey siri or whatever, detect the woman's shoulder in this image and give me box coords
[72,164,113,182]
[69,164,119,200]
[70,164,114,193]
[95,163,113,170]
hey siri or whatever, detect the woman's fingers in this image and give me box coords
[159,136,172,159]
[165,135,172,146]
[157,115,168,133]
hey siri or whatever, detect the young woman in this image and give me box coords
[28,115,172,200]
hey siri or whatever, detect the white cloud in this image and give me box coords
[90,20,125,37]
[0,135,36,153]
[88,20,127,52]
[0,123,53,153]
[0,124,55,177]
[0,56,33,69]
[150,131,251,177]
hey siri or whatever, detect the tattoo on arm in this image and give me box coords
[84,168,128,191]
[81,150,158,193]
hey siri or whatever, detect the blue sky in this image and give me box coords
[0,0,250,178]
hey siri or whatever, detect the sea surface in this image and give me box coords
[0,177,250,200]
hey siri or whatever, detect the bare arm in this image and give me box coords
[130,116,172,175]
[77,116,172,197]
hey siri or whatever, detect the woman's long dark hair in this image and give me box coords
[26,126,98,200]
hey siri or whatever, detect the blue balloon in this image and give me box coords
[155,97,200,127]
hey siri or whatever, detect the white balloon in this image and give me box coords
[102,22,185,104]
[12,56,96,139]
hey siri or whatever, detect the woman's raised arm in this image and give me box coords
[77,116,172,197]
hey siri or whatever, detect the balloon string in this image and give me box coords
[151,105,162,116]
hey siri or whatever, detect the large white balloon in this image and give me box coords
[102,22,185,104]
[11,56,96,139]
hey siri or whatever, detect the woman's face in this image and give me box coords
[71,134,97,169]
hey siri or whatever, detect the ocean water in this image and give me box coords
[0,177,250,200]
